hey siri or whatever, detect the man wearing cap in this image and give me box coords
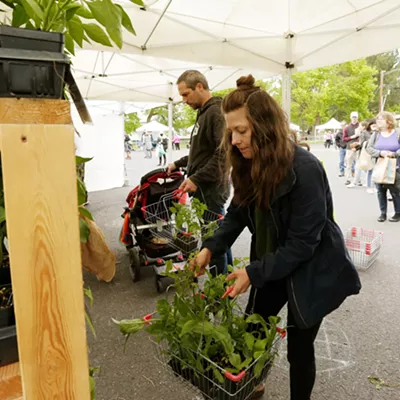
[343,112,360,185]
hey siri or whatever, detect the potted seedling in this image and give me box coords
[114,258,286,400]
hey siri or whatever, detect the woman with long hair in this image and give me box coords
[192,75,361,400]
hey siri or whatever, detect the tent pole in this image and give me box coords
[282,69,292,123]
[168,100,173,163]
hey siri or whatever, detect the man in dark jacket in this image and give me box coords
[335,121,347,177]
[343,112,360,184]
[167,70,231,274]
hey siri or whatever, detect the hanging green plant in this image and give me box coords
[0,0,142,55]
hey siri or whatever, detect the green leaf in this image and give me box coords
[228,353,242,370]
[244,332,255,351]
[76,156,93,164]
[65,33,75,56]
[180,319,198,337]
[116,4,136,35]
[22,0,44,19]
[79,206,93,221]
[254,352,271,378]
[12,5,29,27]
[156,299,170,317]
[80,217,91,243]
[87,0,122,48]
[0,206,5,224]
[66,5,81,21]
[83,23,113,47]
[68,16,84,48]
[112,318,145,335]
[77,178,87,206]
[84,287,94,306]
[130,0,145,6]
[254,338,267,353]
[75,5,93,19]
[85,303,97,338]
[212,367,224,384]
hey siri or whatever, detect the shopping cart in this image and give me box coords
[142,191,224,256]
[344,227,383,271]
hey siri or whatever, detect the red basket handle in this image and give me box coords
[221,287,234,299]
[276,327,287,339]
[224,370,246,382]
[143,313,153,325]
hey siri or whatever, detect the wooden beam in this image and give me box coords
[0,123,90,399]
[0,362,22,400]
[0,99,72,125]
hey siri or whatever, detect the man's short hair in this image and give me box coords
[176,70,210,90]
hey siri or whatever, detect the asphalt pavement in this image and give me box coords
[84,145,400,400]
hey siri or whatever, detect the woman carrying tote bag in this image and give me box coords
[366,112,400,222]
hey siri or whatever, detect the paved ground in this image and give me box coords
[84,145,400,400]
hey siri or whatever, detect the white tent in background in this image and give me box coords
[290,122,300,131]
[316,118,343,131]
[136,120,169,133]
[111,0,400,118]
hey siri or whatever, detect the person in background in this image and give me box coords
[143,131,153,159]
[173,133,181,150]
[335,121,347,177]
[167,70,232,275]
[324,131,333,148]
[366,111,400,222]
[192,75,361,400]
[157,133,168,166]
[347,121,368,188]
[343,112,360,184]
[124,133,132,160]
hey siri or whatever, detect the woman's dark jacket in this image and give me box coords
[203,146,361,329]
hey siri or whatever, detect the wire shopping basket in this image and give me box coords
[142,191,224,256]
[344,227,383,271]
[142,309,284,400]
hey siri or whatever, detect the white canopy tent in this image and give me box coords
[110,0,400,119]
[290,123,300,131]
[136,120,169,133]
[316,118,343,131]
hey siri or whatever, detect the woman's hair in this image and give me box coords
[377,111,396,130]
[366,118,376,132]
[221,74,295,210]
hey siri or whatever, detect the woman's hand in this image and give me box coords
[225,269,251,297]
[380,150,394,158]
[190,248,212,277]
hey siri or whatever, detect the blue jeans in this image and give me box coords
[339,147,346,174]
[367,169,373,188]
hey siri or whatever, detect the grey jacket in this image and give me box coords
[366,131,400,158]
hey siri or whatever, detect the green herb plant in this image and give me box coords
[113,257,285,386]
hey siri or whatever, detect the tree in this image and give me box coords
[366,50,400,114]
[124,112,141,134]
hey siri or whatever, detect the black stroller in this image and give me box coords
[120,168,188,292]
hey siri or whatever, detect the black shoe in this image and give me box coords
[377,214,387,222]
[338,173,344,177]
[345,180,351,185]
[389,213,400,222]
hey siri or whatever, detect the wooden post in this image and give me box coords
[0,99,90,399]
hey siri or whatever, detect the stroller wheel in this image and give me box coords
[128,247,141,283]
[155,277,166,293]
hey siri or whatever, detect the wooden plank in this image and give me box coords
[0,363,22,400]
[0,124,90,399]
[0,99,71,125]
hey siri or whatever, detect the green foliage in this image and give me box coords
[2,0,138,55]
[124,112,141,134]
[113,256,285,383]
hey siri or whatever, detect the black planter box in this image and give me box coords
[0,25,64,53]
[0,325,18,367]
[0,26,69,99]
[0,48,69,99]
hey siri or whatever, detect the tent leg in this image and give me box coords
[168,101,173,163]
[282,69,292,124]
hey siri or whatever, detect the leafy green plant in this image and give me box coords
[0,0,142,55]
[113,257,285,387]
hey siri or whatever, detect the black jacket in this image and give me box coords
[203,146,361,329]
[175,97,228,206]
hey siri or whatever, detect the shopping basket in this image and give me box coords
[344,227,383,271]
[143,312,284,400]
[142,191,223,256]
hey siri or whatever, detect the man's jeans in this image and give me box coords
[339,147,346,174]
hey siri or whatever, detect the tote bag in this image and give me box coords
[356,142,374,171]
[372,157,397,184]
